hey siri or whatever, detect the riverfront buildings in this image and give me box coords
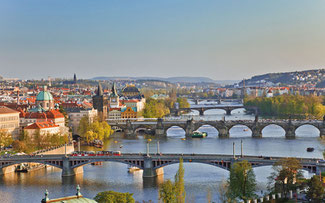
[0,106,20,139]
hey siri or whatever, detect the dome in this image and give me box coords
[36,91,54,101]
[122,85,139,93]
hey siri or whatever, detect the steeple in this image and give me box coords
[73,73,77,84]
[111,83,118,97]
[97,83,103,96]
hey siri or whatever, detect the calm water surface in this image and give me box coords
[0,106,324,203]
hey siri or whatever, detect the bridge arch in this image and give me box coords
[71,159,144,170]
[230,107,246,114]
[165,125,186,137]
[295,124,320,137]
[153,159,230,171]
[261,124,286,137]
[194,124,219,137]
[203,109,227,115]
[228,124,252,137]
[0,160,63,170]
[134,124,155,133]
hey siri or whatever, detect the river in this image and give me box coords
[0,102,324,202]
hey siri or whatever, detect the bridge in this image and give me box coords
[108,118,325,138]
[1,153,324,178]
[170,105,257,116]
[188,98,243,105]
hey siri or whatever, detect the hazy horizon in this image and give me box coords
[1,0,325,80]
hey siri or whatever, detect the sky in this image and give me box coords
[1,0,325,80]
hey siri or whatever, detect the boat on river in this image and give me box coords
[191,131,208,138]
[307,147,314,152]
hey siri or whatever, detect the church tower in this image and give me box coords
[73,73,77,84]
[109,83,119,107]
[92,83,108,120]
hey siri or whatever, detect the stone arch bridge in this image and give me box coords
[1,154,323,178]
[109,119,325,138]
[171,105,258,116]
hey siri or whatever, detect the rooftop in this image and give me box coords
[0,106,20,114]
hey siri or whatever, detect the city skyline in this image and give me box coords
[1,0,325,80]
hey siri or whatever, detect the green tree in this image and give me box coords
[78,115,90,137]
[159,180,176,203]
[228,160,256,201]
[78,116,113,143]
[94,191,135,203]
[174,158,186,203]
[0,130,13,149]
[244,94,325,119]
[268,158,303,197]
[176,98,190,109]
[306,175,325,202]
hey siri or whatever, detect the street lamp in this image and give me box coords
[146,139,152,157]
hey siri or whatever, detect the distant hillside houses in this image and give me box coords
[240,69,325,87]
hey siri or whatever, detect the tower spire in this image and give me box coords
[97,83,103,96]
[111,82,118,97]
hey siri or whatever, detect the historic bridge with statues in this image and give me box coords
[108,118,325,138]
[0,153,324,178]
[170,105,258,116]
[189,98,243,105]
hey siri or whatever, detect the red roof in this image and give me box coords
[21,110,64,119]
[25,121,59,129]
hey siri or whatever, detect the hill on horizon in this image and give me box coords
[91,76,237,84]
[239,68,325,87]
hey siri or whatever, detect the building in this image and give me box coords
[108,107,122,120]
[122,84,140,97]
[36,86,54,111]
[92,84,108,120]
[109,83,119,107]
[41,185,96,203]
[0,106,20,139]
[20,109,66,128]
[123,99,146,112]
[121,107,137,119]
[24,121,60,136]
[67,108,98,135]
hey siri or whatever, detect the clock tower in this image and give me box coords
[110,83,119,107]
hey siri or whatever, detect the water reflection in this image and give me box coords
[0,107,324,202]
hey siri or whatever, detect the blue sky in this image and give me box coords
[1,0,325,80]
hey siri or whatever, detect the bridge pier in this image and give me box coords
[226,109,231,115]
[316,162,325,175]
[252,125,262,138]
[125,120,135,136]
[155,118,165,136]
[143,157,164,178]
[62,158,83,177]
[198,108,204,116]
[320,127,325,138]
[185,119,195,137]
[285,127,296,139]
[218,127,229,138]
[0,167,13,175]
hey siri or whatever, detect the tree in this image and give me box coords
[0,130,13,149]
[306,175,325,202]
[78,116,113,143]
[174,158,186,203]
[159,180,176,203]
[268,158,303,197]
[94,191,135,203]
[78,115,90,137]
[228,160,256,201]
